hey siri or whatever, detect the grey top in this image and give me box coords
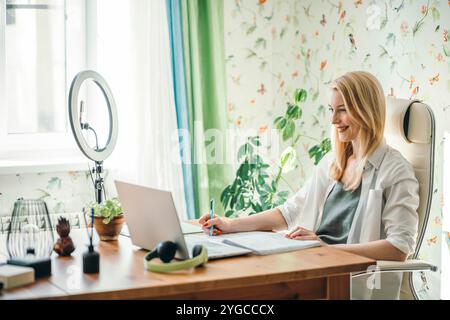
[316,181,362,245]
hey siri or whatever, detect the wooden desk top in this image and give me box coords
[1,229,375,300]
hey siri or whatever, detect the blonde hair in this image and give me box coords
[329,71,386,191]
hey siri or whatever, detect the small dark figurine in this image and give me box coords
[53,217,75,256]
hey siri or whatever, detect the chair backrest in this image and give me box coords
[384,97,436,299]
[384,97,435,259]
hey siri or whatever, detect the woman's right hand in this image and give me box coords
[198,213,234,236]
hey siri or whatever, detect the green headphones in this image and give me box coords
[144,241,208,273]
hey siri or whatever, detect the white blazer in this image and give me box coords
[277,140,420,299]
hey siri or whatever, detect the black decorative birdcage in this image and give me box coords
[6,198,54,259]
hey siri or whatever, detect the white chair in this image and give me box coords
[351,97,437,300]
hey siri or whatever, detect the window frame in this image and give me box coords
[0,0,88,169]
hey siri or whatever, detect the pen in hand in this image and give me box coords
[209,199,215,236]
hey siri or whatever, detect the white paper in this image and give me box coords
[209,231,321,255]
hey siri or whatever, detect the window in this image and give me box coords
[0,0,86,162]
[6,0,66,134]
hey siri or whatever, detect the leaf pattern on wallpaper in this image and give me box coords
[431,6,440,20]
[259,60,268,71]
[264,11,274,21]
[1,170,98,228]
[226,55,235,63]
[53,202,65,214]
[47,177,62,191]
[412,0,430,36]
[379,3,388,30]
[348,33,357,50]
[378,45,394,61]
[302,3,313,20]
[255,37,267,49]
[36,188,51,200]
[394,0,405,13]
[443,44,450,57]
[246,49,258,59]
[246,24,257,35]
[386,32,396,46]
[317,104,325,117]
[413,20,425,36]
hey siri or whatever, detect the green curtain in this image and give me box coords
[181,0,232,218]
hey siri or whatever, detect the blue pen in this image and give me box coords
[209,199,215,236]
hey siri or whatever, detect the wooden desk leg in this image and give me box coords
[326,274,350,300]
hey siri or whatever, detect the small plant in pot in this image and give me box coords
[87,198,124,241]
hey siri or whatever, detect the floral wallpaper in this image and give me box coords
[224,0,450,299]
[0,170,116,263]
[0,170,116,231]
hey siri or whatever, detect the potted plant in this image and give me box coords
[88,198,124,241]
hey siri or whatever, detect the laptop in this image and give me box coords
[114,181,251,260]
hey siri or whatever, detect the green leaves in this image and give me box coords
[294,89,307,103]
[237,143,251,161]
[247,25,257,35]
[443,44,450,57]
[386,33,396,47]
[275,111,300,141]
[274,89,307,142]
[286,104,302,120]
[220,88,331,219]
[308,138,332,165]
[431,7,440,21]
[220,134,272,218]
[255,37,267,49]
[412,20,424,37]
[224,210,234,218]
[237,137,261,162]
[250,136,261,146]
[379,45,389,58]
[280,147,298,174]
[413,7,429,37]
[274,116,287,130]
[246,49,257,59]
[88,198,123,224]
[282,120,295,141]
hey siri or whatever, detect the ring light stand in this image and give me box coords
[68,70,119,274]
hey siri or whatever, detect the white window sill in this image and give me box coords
[0,156,91,175]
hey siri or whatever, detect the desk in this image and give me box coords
[1,230,374,300]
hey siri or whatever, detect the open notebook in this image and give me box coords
[203,231,322,255]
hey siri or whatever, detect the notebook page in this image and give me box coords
[215,231,321,255]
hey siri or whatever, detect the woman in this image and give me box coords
[199,71,420,299]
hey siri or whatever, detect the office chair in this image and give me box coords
[351,97,437,300]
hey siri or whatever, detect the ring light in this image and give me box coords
[68,70,118,162]
[68,70,119,204]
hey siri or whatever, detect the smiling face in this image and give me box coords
[329,88,360,143]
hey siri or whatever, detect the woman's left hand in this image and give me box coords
[286,226,319,241]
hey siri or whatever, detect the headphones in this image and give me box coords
[144,241,208,273]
